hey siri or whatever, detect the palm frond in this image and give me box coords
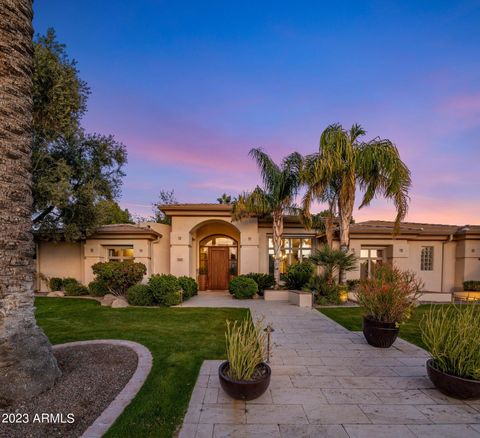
[249,148,280,194]
[231,186,272,221]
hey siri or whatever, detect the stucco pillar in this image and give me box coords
[239,234,259,274]
[170,232,191,277]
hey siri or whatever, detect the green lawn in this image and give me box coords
[319,304,451,350]
[35,297,248,438]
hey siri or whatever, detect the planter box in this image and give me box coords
[453,291,480,303]
[264,289,312,308]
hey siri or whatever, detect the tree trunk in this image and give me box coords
[338,199,354,285]
[0,0,61,405]
[325,214,334,249]
[272,210,284,289]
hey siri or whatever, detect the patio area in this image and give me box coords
[179,296,480,437]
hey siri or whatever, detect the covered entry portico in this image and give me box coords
[161,204,260,290]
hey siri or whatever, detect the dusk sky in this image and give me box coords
[34,1,480,224]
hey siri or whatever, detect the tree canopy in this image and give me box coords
[32,29,127,240]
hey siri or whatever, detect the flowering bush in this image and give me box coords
[355,265,423,323]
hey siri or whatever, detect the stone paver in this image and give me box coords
[178,294,480,437]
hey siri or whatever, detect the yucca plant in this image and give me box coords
[421,304,480,380]
[225,318,267,381]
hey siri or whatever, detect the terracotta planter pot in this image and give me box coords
[198,274,207,291]
[218,361,271,401]
[426,359,480,400]
[362,316,399,348]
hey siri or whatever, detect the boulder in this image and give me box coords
[111,298,129,308]
[101,294,116,306]
[47,291,65,297]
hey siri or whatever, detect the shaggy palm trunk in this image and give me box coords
[338,200,354,285]
[272,210,284,289]
[0,0,61,405]
[325,214,334,248]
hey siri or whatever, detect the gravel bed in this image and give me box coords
[0,344,138,438]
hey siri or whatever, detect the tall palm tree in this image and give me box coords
[232,148,302,288]
[217,193,232,204]
[0,0,61,404]
[303,123,411,284]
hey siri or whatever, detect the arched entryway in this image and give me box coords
[199,235,238,290]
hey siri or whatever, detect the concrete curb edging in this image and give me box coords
[53,339,153,438]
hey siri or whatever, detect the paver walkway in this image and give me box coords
[178,294,480,437]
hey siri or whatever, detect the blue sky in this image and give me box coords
[34,0,480,223]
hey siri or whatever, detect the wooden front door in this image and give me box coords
[208,247,229,290]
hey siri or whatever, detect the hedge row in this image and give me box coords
[127,274,198,307]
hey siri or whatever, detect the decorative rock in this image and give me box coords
[101,294,116,306]
[111,298,129,308]
[47,291,65,297]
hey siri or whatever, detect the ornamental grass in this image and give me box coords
[225,318,267,381]
[421,304,480,380]
[355,264,423,324]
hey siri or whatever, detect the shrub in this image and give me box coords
[91,261,147,296]
[148,274,182,306]
[307,274,340,305]
[127,284,155,306]
[284,261,314,290]
[229,276,258,299]
[463,281,480,291]
[49,277,63,291]
[225,318,266,381]
[243,273,275,296]
[63,278,89,296]
[421,304,480,380]
[88,280,107,297]
[178,276,198,299]
[355,265,423,323]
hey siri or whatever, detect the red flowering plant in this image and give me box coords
[355,264,423,324]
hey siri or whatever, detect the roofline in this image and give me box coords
[159,203,232,212]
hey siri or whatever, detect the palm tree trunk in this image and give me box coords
[338,199,354,285]
[0,0,61,405]
[325,214,334,248]
[272,210,284,289]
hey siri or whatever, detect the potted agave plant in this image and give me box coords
[219,318,271,400]
[421,303,480,399]
[355,265,422,348]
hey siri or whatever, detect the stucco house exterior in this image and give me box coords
[35,204,480,302]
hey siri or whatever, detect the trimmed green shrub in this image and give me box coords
[307,274,340,304]
[148,274,182,306]
[127,284,155,306]
[284,261,314,290]
[464,281,480,291]
[49,277,63,291]
[88,280,107,297]
[229,276,258,299]
[92,261,147,296]
[178,276,198,299]
[243,273,275,296]
[63,278,89,296]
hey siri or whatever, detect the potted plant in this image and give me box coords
[198,266,208,291]
[355,265,422,348]
[219,318,271,400]
[421,304,480,399]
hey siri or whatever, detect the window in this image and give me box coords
[107,246,134,262]
[359,247,385,279]
[421,246,434,271]
[268,236,313,275]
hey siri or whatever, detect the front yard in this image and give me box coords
[35,297,248,438]
[319,304,451,350]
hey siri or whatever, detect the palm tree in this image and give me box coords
[217,193,232,204]
[303,123,411,284]
[310,244,357,285]
[0,0,61,404]
[232,148,302,288]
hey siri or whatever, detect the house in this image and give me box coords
[35,204,480,302]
